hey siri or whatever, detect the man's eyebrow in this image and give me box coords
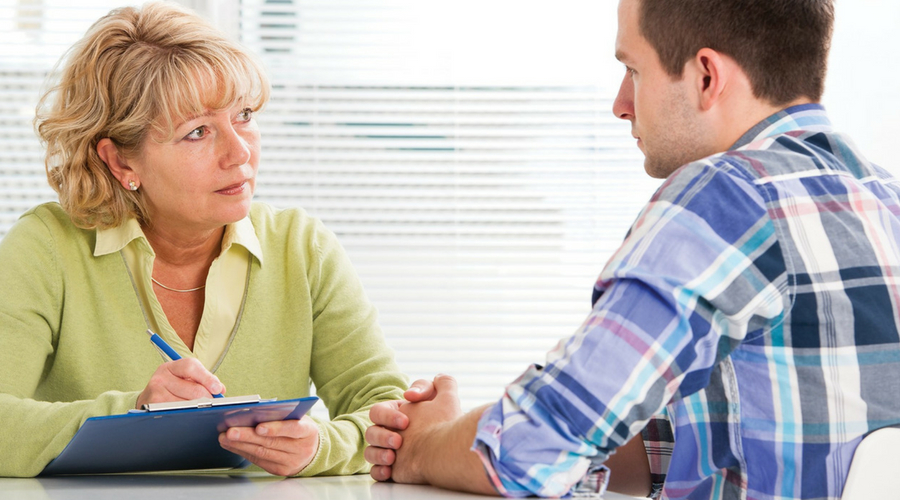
[615,50,629,63]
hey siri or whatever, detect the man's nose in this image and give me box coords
[612,72,634,121]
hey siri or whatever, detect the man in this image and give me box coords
[364,0,900,498]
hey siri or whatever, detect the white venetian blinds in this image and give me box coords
[237,0,659,409]
[0,0,660,411]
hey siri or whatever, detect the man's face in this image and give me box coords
[613,0,706,179]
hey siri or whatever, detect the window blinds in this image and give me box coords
[0,0,660,412]
[238,0,660,410]
[0,3,127,236]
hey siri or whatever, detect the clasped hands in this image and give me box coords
[135,358,319,476]
[364,374,464,484]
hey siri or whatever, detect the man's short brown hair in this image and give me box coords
[638,0,834,105]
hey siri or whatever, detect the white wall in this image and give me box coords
[823,0,900,173]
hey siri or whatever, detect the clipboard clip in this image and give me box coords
[142,394,264,412]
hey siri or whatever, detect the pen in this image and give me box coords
[146,329,223,398]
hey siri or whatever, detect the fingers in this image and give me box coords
[370,464,393,482]
[155,376,217,401]
[166,358,225,396]
[369,400,409,430]
[255,416,318,440]
[404,378,437,402]
[136,358,226,408]
[218,431,303,476]
[366,424,402,450]
[218,418,320,477]
[364,444,396,466]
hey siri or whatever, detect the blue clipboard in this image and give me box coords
[41,395,318,475]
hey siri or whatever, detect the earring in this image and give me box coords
[128,180,138,191]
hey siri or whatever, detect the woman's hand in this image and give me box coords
[135,358,226,409]
[218,416,320,476]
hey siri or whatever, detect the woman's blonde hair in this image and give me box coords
[35,1,270,229]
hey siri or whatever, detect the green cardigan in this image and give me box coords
[0,202,406,477]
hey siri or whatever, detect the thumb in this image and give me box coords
[404,378,437,402]
[432,373,459,399]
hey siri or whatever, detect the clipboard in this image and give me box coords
[41,395,318,475]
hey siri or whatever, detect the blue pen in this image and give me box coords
[146,329,223,398]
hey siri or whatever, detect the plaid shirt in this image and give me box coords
[473,104,900,499]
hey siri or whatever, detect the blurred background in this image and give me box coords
[0,0,896,413]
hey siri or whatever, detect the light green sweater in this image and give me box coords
[0,202,406,477]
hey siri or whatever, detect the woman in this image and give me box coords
[0,1,405,477]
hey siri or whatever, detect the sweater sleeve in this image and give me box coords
[298,219,407,476]
[0,212,140,477]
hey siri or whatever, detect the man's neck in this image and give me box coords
[718,97,816,152]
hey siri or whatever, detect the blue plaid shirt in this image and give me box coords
[473,104,900,499]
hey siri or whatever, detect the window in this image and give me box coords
[239,0,658,409]
[3,1,896,412]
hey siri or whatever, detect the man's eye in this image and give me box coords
[185,126,206,140]
[237,108,253,121]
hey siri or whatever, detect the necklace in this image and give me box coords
[151,277,206,293]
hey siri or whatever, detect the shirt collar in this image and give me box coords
[94,216,264,265]
[224,216,264,265]
[94,217,149,257]
[730,103,832,151]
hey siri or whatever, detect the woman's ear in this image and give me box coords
[97,138,138,190]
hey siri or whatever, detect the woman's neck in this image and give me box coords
[141,223,225,268]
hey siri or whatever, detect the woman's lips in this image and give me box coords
[217,181,247,195]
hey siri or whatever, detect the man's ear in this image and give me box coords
[689,47,729,111]
[97,138,137,189]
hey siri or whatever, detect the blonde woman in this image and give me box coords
[0,1,405,477]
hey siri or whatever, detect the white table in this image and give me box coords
[0,472,642,499]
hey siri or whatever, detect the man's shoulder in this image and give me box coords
[651,153,760,208]
[723,127,885,182]
[660,127,897,203]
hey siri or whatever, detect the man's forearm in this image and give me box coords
[419,405,498,495]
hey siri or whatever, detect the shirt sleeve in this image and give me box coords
[0,212,140,477]
[471,160,786,497]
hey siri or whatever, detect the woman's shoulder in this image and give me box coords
[249,202,317,231]
[248,202,336,246]
[1,202,92,259]
[14,202,86,238]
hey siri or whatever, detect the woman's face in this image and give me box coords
[129,102,260,234]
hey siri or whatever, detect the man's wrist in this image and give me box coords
[417,420,453,485]
[418,409,497,495]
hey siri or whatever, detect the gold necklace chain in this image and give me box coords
[151,277,206,293]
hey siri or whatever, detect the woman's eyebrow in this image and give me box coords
[175,109,216,129]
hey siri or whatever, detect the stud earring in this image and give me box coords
[128,180,138,191]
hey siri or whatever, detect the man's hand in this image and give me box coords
[391,375,464,483]
[365,378,438,481]
[218,415,320,476]
[365,375,496,495]
[135,358,226,409]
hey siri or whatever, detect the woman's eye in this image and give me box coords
[237,108,253,122]
[185,126,206,140]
